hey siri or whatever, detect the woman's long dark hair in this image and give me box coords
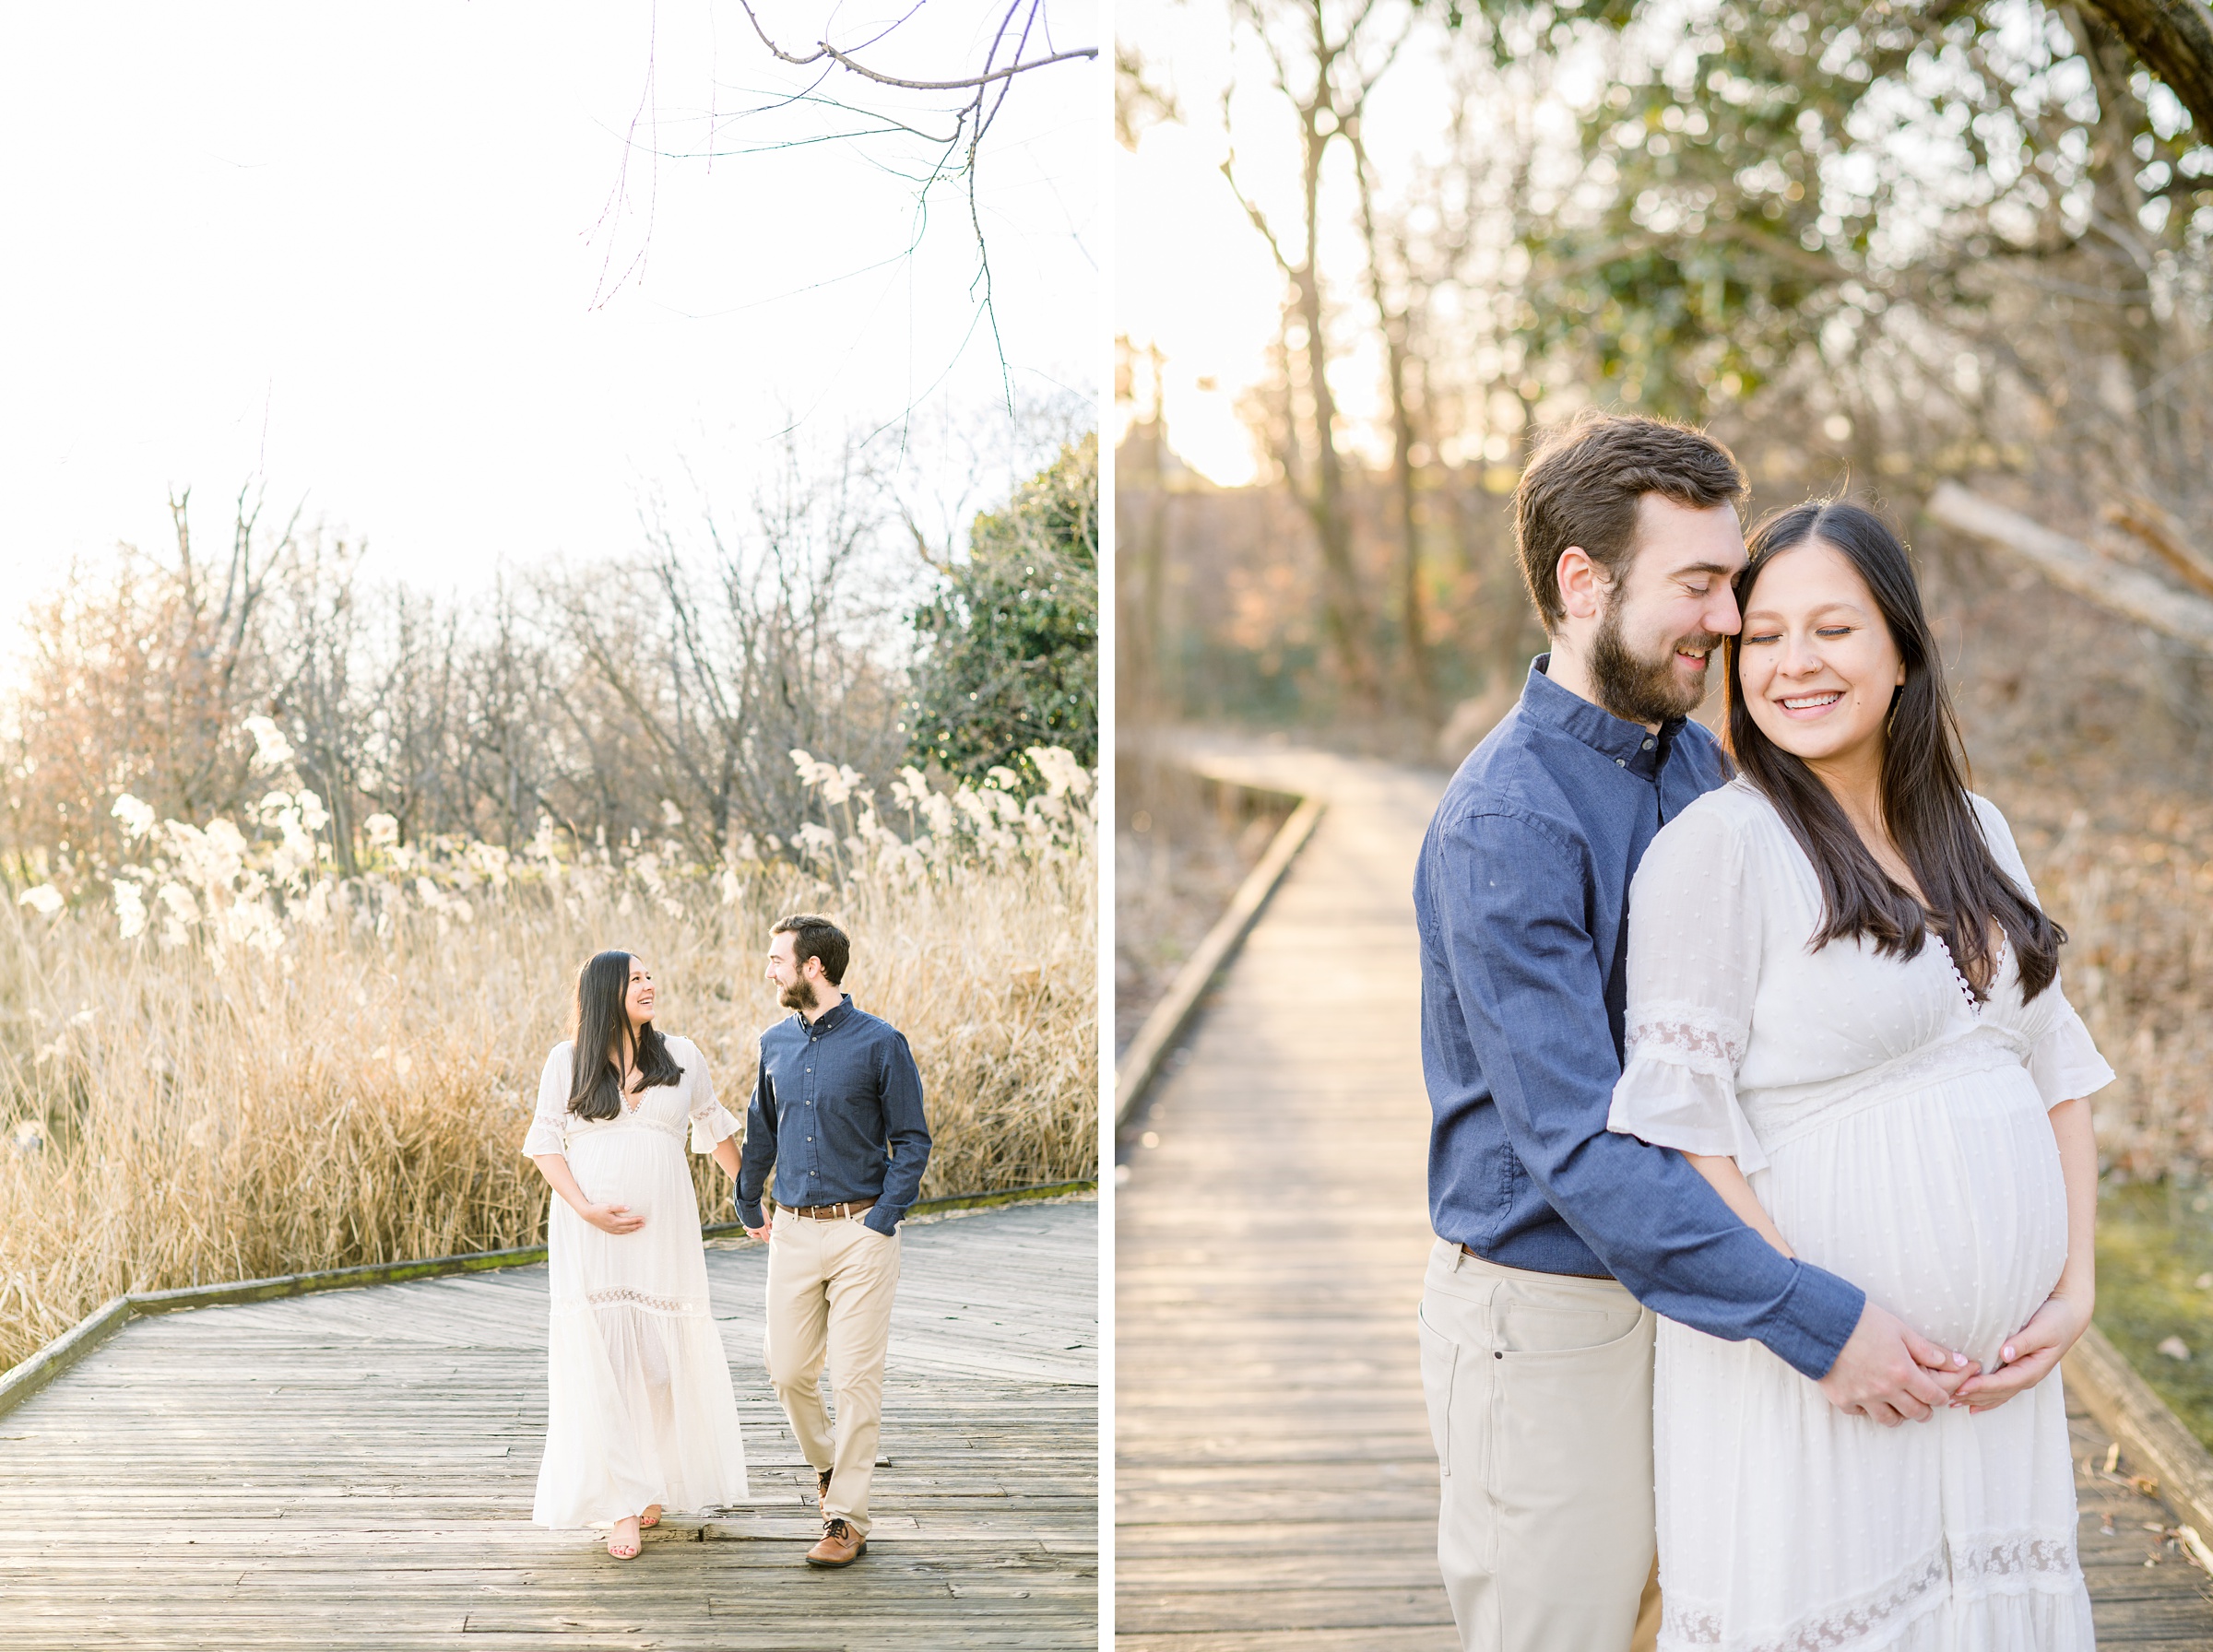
[1724,501,2064,1001]
[566,949,683,1120]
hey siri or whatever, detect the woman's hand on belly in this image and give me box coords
[579,1200,645,1235]
[533,1150,646,1236]
[1950,1289,2090,1413]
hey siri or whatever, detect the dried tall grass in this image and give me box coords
[1999,787,2213,1182]
[0,756,1095,1374]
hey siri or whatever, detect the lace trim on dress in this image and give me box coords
[1661,1534,2077,1650]
[557,1282,712,1327]
[1624,1001,1748,1080]
[1951,1534,2077,1584]
[562,1112,686,1143]
[584,1285,705,1315]
[1934,934,2009,1013]
[689,1103,740,1154]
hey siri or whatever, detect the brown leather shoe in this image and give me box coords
[815,1467,833,1508]
[805,1516,866,1568]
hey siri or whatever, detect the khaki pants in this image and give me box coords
[1418,1239,1662,1652]
[765,1210,901,1537]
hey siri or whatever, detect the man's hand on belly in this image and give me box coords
[1817,1300,1978,1425]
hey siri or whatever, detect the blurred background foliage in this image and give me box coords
[1117,0,2211,737]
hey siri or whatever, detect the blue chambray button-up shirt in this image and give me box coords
[1414,655,1864,1380]
[736,996,931,1235]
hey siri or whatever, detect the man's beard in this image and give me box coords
[1589,596,1722,726]
[778,979,821,1012]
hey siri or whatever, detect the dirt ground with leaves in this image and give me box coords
[1113,749,1294,1054]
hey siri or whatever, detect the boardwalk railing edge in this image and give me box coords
[1114,792,1327,1131]
[0,1177,1096,1420]
[2065,1323,2213,1547]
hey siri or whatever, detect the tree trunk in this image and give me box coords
[1353,128,1435,724]
[2077,0,2213,146]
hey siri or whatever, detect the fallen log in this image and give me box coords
[1926,482,2213,655]
[2105,495,2213,602]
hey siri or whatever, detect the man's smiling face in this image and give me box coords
[1586,494,1748,726]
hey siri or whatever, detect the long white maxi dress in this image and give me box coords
[522,1035,751,1528]
[1606,780,2114,1652]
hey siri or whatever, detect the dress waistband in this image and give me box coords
[1745,1025,2032,1155]
[562,1112,686,1145]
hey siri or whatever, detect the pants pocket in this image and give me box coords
[1493,1303,1654,1534]
[1417,1302,1461,1474]
[1496,1296,1647,1355]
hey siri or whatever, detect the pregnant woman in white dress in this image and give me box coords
[524,950,751,1558]
[1607,502,2112,1650]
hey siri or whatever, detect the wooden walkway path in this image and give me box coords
[1113,743,2213,1648]
[0,1198,1095,1651]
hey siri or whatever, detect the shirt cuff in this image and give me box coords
[863,1204,903,1234]
[1763,1261,1866,1381]
[736,1196,766,1230]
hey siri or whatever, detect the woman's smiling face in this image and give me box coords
[623,957,656,1029]
[1736,538,1906,769]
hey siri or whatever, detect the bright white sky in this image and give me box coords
[1112,0,1646,489]
[0,2,1097,654]
[1116,0,1451,487]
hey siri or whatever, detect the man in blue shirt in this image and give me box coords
[1414,414,1972,1649]
[740,913,931,1569]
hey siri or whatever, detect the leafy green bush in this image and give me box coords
[907,435,1097,782]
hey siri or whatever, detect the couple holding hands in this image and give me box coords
[520,913,930,1569]
[1415,414,2113,1650]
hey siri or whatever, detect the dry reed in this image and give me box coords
[0,756,1095,1374]
[1998,790,2213,1184]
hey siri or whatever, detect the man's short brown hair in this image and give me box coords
[773,913,850,985]
[1513,412,1746,632]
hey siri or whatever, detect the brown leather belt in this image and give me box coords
[781,1198,878,1220]
[1462,1243,1611,1281]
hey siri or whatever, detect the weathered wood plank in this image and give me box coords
[1116,752,1462,1649]
[0,1198,1095,1650]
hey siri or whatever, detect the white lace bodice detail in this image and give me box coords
[521,1035,741,1159]
[1607,781,2113,1168]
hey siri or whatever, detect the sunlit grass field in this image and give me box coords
[0,753,1096,1374]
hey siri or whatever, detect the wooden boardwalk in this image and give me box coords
[0,1198,1095,1651]
[1114,743,2213,1648]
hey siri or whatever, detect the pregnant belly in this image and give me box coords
[563,1128,687,1226]
[1757,1064,2068,1366]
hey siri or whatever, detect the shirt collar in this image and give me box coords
[1521,653,1678,779]
[803,995,853,1036]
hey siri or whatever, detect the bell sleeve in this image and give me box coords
[682,1040,742,1153]
[1607,799,1769,1173]
[1970,795,2117,1108]
[522,1043,574,1158]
